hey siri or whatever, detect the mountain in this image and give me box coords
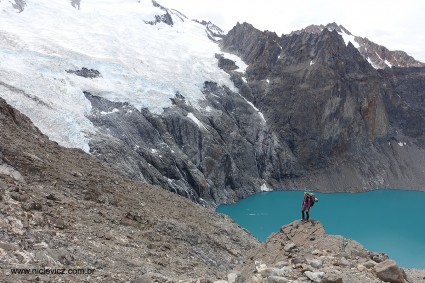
[221,22,425,194]
[291,23,425,69]
[1,1,425,209]
[1,95,423,281]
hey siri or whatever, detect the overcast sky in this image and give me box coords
[159,0,425,62]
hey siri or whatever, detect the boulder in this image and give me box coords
[227,272,244,283]
[304,271,325,282]
[267,276,290,283]
[274,261,290,268]
[284,242,296,252]
[308,259,323,269]
[374,259,405,283]
[320,273,343,283]
[363,260,377,269]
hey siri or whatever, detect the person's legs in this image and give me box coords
[302,209,305,220]
[305,209,309,220]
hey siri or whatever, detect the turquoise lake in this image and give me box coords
[216,189,425,268]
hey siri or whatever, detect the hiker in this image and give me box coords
[301,192,316,221]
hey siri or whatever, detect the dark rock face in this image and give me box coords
[381,67,425,144]
[79,22,425,207]
[70,0,81,10]
[84,82,298,206]
[290,23,425,69]
[145,12,174,26]
[66,67,102,79]
[194,20,225,41]
[215,53,239,72]
[219,22,425,195]
[11,0,26,12]
[145,0,174,26]
[356,37,425,69]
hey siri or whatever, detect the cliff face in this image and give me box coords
[81,23,425,207]
[220,23,425,193]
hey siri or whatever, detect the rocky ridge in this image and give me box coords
[290,23,425,69]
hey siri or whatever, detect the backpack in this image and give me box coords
[310,194,316,207]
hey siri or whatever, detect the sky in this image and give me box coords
[159,0,425,62]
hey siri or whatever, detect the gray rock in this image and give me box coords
[363,260,377,269]
[320,273,343,283]
[11,0,26,12]
[284,242,296,252]
[274,261,290,268]
[271,266,292,277]
[339,257,350,267]
[374,259,405,283]
[308,259,323,269]
[66,68,102,79]
[371,252,389,263]
[267,276,290,283]
[291,258,305,265]
[227,271,244,283]
[260,267,278,277]
[304,271,325,282]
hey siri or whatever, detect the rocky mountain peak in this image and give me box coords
[193,19,225,41]
[290,22,425,69]
[290,22,351,36]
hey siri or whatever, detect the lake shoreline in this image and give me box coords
[217,189,425,269]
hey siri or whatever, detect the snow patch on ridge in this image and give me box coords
[187,112,208,131]
[221,52,248,73]
[339,31,360,48]
[237,93,266,123]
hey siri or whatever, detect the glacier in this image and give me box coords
[0,0,244,152]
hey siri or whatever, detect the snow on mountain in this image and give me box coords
[0,0,243,152]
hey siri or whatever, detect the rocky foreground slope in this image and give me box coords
[0,97,259,282]
[1,97,424,282]
[229,221,425,283]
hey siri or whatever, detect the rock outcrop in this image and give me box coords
[85,82,298,207]
[212,221,419,283]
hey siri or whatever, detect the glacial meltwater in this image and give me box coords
[216,189,425,268]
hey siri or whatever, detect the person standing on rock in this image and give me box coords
[301,192,316,221]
